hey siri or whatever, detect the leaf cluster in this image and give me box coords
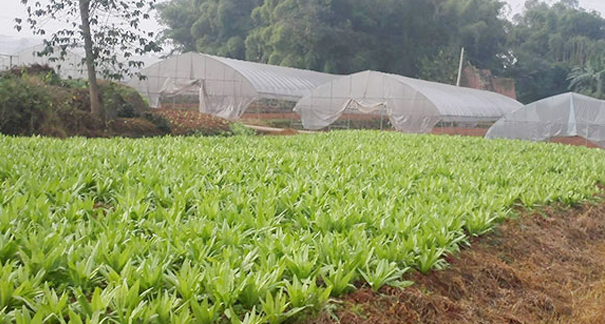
[0,131,604,322]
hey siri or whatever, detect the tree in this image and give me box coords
[568,57,605,99]
[16,0,162,122]
[504,0,605,102]
[158,0,260,58]
[157,0,509,78]
[418,46,461,85]
[436,0,509,70]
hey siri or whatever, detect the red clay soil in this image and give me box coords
[241,112,298,120]
[105,118,166,138]
[259,128,299,136]
[431,127,488,137]
[431,128,601,149]
[311,201,605,324]
[243,124,301,136]
[153,109,232,135]
[549,136,600,148]
[241,113,393,121]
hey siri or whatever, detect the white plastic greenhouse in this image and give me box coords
[128,52,339,119]
[0,45,87,79]
[486,92,605,148]
[293,70,523,132]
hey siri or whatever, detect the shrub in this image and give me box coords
[0,74,53,135]
[101,82,139,118]
[0,65,153,137]
[143,112,171,134]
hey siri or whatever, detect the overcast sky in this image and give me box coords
[1,0,605,54]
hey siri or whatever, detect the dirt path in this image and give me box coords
[311,201,605,324]
[244,124,313,135]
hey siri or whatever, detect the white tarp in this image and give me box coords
[293,70,523,132]
[128,52,338,119]
[0,45,87,79]
[486,92,605,148]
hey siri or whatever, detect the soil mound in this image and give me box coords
[153,108,232,136]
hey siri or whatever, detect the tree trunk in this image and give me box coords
[79,0,104,122]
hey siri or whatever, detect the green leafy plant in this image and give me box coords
[260,290,305,324]
[229,123,257,136]
[0,131,604,322]
[359,259,413,292]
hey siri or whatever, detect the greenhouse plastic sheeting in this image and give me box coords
[0,45,87,79]
[128,52,338,119]
[293,70,523,132]
[486,92,605,148]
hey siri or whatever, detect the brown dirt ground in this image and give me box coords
[549,136,600,148]
[153,109,232,135]
[240,114,602,148]
[431,127,488,137]
[310,201,605,324]
[105,118,166,138]
[432,128,601,149]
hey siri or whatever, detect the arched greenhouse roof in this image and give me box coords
[486,92,605,148]
[0,45,87,79]
[293,70,523,132]
[128,52,339,119]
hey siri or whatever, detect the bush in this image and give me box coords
[0,75,53,135]
[0,65,156,137]
[0,65,183,138]
[101,82,139,118]
[143,112,171,134]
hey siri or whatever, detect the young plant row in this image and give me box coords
[0,131,603,323]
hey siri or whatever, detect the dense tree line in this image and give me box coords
[158,0,605,102]
[505,0,605,101]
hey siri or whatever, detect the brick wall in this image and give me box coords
[461,65,517,100]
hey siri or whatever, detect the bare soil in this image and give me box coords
[240,114,602,148]
[431,128,600,148]
[153,109,232,136]
[105,118,166,138]
[549,136,600,148]
[431,127,488,137]
[310,201,605,324]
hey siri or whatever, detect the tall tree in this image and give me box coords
[568,56,605,99]
[157,0,509,78]
[158,0,260,58]
[17,0,162,122]
[504,0,605,102]
[435,0,509,69]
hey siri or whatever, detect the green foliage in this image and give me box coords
[568,56,605,99]
[159,0,508,76]
[0,131,604,322]
[229,123,257,136]
[0,74,52,136]
[158,0,605,101]
[17,0,162,81]
[101,82,139,118]
[143,112,171,133]
[159,0,261,58]
[418,47,461,85]
[505,1,605,103]
[0,67,155,137]
[359,259,413,292]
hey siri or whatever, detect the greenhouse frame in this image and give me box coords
[128,52,339,119]
[485,92,605,148]
[293,70,523,132]
[0,45,87,79]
